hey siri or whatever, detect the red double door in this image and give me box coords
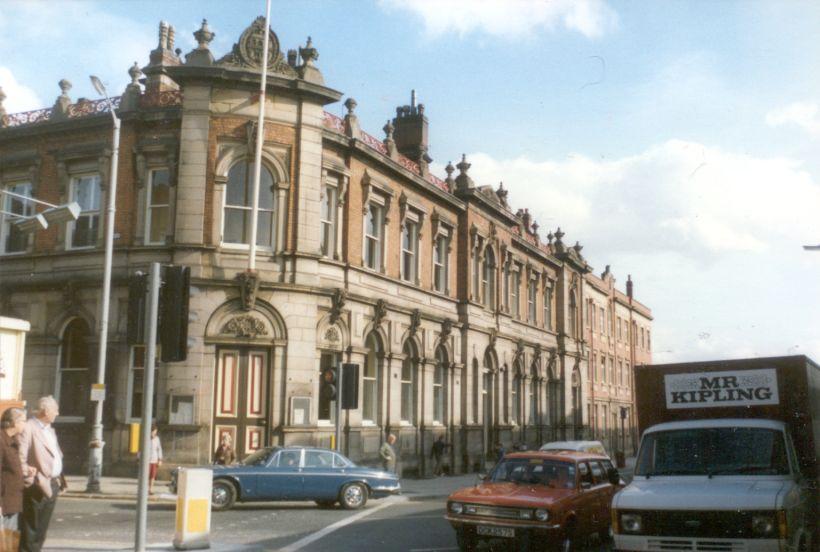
[213,349,271,460]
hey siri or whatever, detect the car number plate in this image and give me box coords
[476,526,515,538]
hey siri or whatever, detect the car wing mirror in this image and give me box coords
[607,467,621,486]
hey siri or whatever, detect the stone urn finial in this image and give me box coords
[383,119,394,141]
[456,154,470,176]
[194,19,214,49]
[344,97,357,115]
[300,36,318,65]
[128,62,143,86]
[58,79,72,97]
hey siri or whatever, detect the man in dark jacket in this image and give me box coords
[431,436,450,476]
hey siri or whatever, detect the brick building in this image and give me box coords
[0,17,652,476]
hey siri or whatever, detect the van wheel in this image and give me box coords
[211,480,236,511]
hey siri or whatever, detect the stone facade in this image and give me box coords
[0,17,652,476]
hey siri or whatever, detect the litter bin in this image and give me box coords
[615,451,625,469]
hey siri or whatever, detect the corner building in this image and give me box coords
[0,18,652,476]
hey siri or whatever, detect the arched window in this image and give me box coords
[363,333,382,424]
[223,160,276,247]
[58,318,91,418]
[511,369,521,425]
[482,247,496,309]
[529,366,538,425]
[503,369,510,423]
[433,346,448,424]
[472,359,480,423]
[568,290,578,337]
[400,341,417,424]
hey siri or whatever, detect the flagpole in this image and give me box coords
[248,0,272,271]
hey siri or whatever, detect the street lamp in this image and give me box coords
[86,74,121,493]
[0,189,81,232]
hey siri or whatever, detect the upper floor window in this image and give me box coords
[482,247,496,309]
[1,182,33,254]
[364,202,384,270]
[599,307,605,335]
[647,330,651,351]
[68,174,101,249]
[320,182,338,257]
[433,346,448,424]
[401,216,419,283]
[510,266,521,318]
[223,161,276,248]
[433,232,449,293]
[543,285,553,330]
[503,263,510,311]
[145,168,170,245]
[527,277,537,323]
[569,290,578,337]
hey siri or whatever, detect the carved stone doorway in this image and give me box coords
[213,348,271,459]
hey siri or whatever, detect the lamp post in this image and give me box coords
[86,75,121,493]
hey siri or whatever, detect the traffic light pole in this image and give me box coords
[135,262,160,552]
[335,363,342,453]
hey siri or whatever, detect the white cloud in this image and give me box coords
[766,101,820,136]
[378,0,617,39]
[444,141,820,363]
[0,67,42,112]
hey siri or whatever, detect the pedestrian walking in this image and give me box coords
[0,407,28,551]
[213,433,237,466]
[19,396,65,552]
[494,441,506,464]
[379,434,397,473]
[431,435,450,477]
[148,423,163,495]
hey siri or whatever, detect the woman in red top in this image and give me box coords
[0,407,29,542]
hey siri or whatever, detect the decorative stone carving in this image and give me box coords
[514,338,525,365]
[408,309,421,337]
[236,270,260,311]
[62,281,79,310]
[245,120,258,153]
[444,161,456,193]
[324,326,340,342]
[440,318,453,341]
[52,79,72,120]
[344,98,360,138]
[222,315,268,338]
[488,328,497,350]
[455,154,474,190]
[373,299,388,328]
[329,288,346,323]
[216,17,296,77]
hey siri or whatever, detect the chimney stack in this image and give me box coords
[626,275,633,299]
[392,89,430,163]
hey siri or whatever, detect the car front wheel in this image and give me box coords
[339,482,368,510]
[211,480,237,511]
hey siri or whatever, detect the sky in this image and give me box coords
[1,0,819,364]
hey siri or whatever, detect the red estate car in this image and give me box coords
[445,451,622,551]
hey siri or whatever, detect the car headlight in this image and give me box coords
[449,502,463,514]
[464,504,477,514]
[621,513,643,533]
[535,509,550,521]
[519,509,533,520]
[752,515,775,536]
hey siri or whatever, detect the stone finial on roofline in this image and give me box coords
[444,161,456,193]
[186,19,215,66]
[496,182,508,206]
[343,97,360,139]
[120,62,144,111]
[383,120,397,158]
[298,36,324,85]
[52,79,72,120]
[455,154,474,190]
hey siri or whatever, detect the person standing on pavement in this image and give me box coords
[494,441,505,464]
[431,435,450,477]
[148,423,163,495]
[379,434,397,474]
[0,407,29,548]
[19,396,65,552]
[213,434,236,465]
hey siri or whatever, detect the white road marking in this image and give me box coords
[278,495,408,552]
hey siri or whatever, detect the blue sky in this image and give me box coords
[2,0,819,363]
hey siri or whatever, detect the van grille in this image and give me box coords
[647,539,747,552]
[635,511,771,539]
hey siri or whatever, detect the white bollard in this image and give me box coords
[173,468,212,550]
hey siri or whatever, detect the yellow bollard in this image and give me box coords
[173,468,212,550]
[129,423,140,454]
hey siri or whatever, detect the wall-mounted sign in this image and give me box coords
[90,383,106,402]
[664,368,779,409]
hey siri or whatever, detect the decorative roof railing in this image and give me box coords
[323,111,449,194]
[2,90,183,128]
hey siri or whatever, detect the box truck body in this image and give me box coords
[613,355,818,552]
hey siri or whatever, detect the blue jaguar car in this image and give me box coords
[172,446,400,511]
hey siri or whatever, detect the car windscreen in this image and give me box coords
[635,427,789,476]
[489,458,576,488]
[241,448,274,466]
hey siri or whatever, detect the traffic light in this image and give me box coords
[126,273,148,345]
[320,366,338,403]
[340,363,359,409]
[160,265,190,362]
